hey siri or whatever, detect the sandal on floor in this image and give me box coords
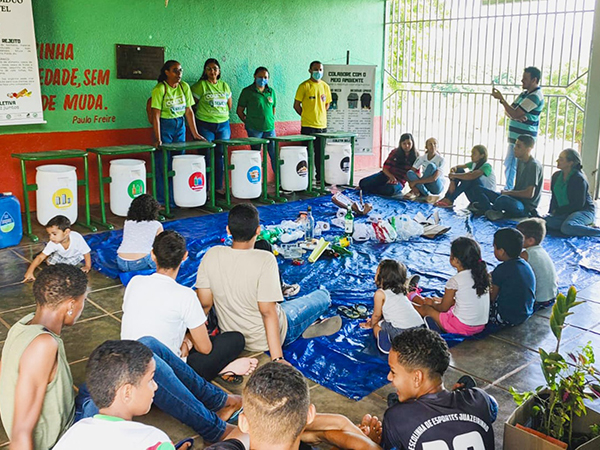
[227,406,244,424]
[434,199,453,208]
[218,371,243,385]
[282,283,301,298]
[175,438,194,449]
[337,305,361,319]
[353,304,369,319]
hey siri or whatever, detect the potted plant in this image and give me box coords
[504,287,600,449]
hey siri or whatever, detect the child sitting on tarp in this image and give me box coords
[489,228,536,326]
[23,215,91,282]
[516,218,558,311]
[413,237,490,336]
[360,259,424,354]
[117,194,163,272]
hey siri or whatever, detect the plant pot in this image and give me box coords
[504,391,600,449]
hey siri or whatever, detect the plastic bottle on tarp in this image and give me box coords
[0,193,23,249]
[305,206,315,240]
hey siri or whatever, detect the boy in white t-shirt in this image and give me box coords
[405,137,446,202]
[23,215,91,282]
[54,340,191,450]
[121,230,254,384]
[516,218,558,309]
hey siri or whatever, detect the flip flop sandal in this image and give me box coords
[337,305,361,319]
[218,371,243,385]
[353,304,369,319]
[227,406,244,424]
[282,283,301,298]
[175,438,194,449]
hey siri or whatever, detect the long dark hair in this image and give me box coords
[157,60,180,83]
[450,237,490,297]
[472,145,488,171]
[396,133,417,166]
[375,259,408,295]
[200,58,221,81]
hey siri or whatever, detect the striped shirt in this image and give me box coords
[507,87,544,143]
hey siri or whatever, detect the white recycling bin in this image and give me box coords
[280,146,308,191]
[231,151,262,199]
[325,142,352,185]
[36,164,78,225]
[109,159,146,217]
[173,154,207,207]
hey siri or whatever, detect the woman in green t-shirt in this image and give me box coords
[236,67,277,172]
[191,58,232,191]
[150,60,204,204]
[435,145,497,208]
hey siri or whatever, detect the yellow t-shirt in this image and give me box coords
[195,246,286,352]
[295,79,332,128]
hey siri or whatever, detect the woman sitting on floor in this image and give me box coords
[545,148,600,237]
[435,145,496,208]
[404,137,446,202]
[359,133,417,197]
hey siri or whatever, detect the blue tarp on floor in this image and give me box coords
[86,193,600,400]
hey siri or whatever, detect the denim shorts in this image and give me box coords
[117,253,156,272]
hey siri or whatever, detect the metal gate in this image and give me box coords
[383,0,595,189]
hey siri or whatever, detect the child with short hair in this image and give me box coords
[361,259,424,354]
[54,340,191,449]
[490,228,536,325]
[117,193,163,272]
[414,237,490,335]
[23,215,91,282]
[516,218,558,309]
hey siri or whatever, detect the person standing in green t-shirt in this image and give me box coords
[191,58,232,191]
[237,67,277,172]
[435,144,497,208]
[150,60,205,204]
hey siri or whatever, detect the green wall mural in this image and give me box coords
[4,0,384,135]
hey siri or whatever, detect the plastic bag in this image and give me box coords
[394,215,424,241]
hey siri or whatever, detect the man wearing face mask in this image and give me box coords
[294,61,332,182]
[237,66,278,172]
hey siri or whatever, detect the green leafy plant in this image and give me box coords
[510,287,600,448]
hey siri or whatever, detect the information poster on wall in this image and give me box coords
[323,65,376,155]
[0,0,44,126]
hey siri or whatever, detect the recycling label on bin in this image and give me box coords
[340,156,350,173]
[53,189,73,209]
[1,212,15,233]
[127,180,145,199]
[188,172,205,191]
[247,166,261,184]
[296,160,308,178]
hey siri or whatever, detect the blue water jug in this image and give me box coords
[0,193,23,248]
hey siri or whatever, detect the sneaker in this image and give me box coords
[377,331,392,354]
[408,274,420,291]
[301,315,342,339]
[424,316,442,333]
[485,210,505,221]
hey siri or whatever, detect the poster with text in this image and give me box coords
[0,0,44,126]
[323,65,376,155]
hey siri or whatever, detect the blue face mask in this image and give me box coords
[312,71,323,81]
[255,77,268,87]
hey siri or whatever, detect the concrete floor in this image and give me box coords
[1,180,599,449]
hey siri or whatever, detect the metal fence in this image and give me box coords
[383,0,594,188]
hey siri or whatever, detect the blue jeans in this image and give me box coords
[545,211,600,237]
[281,288,331,346]
[359,171,404,197]
[476,188,527,217]
[116,253,156,272]
[446,169,485,202]
[504,143,517,190]
[246,127,276,172]
[156,116,186,204]
[75,337,228,442]
[196,120,231,190]
[407,163,444,196]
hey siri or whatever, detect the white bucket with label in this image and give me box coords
[231,151,262,199]
[173,155,207,207]
[109,159,146,217]
[280,146,308,192]
[325,142,352,185]
[36,164,78,226]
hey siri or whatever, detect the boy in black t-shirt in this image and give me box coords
[382,328,497,450]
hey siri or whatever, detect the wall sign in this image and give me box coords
[323,65,376,155]
[116,44,164,80]
[0,0,45,126]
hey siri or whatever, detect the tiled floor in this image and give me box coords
[1,190,599,449]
